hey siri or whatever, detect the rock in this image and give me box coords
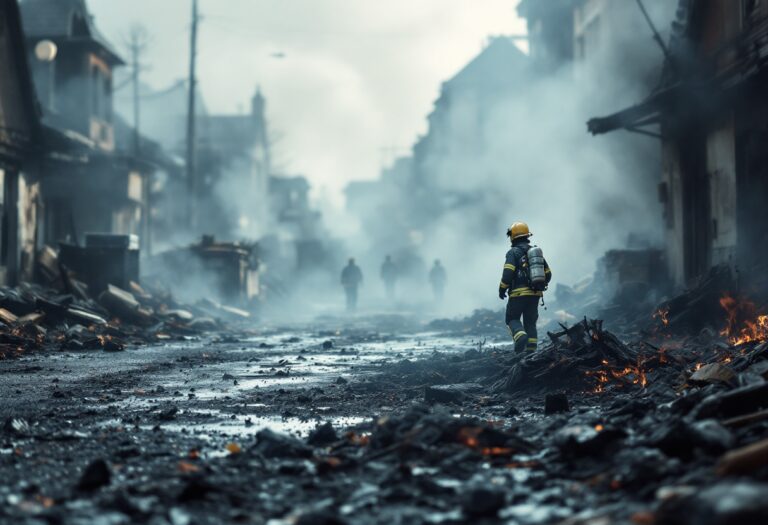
[157,407,178,421]
[296,510,347,525]
[545,393,570,414]
[691,363,736,385]
[424,385,467,404]
[690,420,735,453]
[102,338,125,352]
[656,481,768,525]
[692,382,768,420]
[553,424,626,457]
[651,419,735,460]
[78,459,111,491]
[461,487,506,517]
[322,340,334,350]
[253,429,313,458]
[614,447,680,492]
[178,478,217,502]
[2,417,30,437]
[189,317,219,331]
[307,422,338,447]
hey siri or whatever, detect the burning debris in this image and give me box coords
[719,294,768,346]
[0,297,767,524]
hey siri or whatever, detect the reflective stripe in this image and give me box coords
[508,287,542,297]
[513,331,527,341]
[545,268,552,274]
[499,282,509,289]
[503,264,516,271]
[527,338,538,343]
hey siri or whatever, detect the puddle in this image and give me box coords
[97,407,366,443]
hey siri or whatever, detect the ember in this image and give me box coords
[653,306,670,327]
[585,360,648,392]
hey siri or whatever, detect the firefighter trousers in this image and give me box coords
[505,295,539,351]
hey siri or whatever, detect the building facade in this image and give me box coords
[20,0,154,253]
[0,0,41,284]
[197,88,271,240]
[589,0,768,287]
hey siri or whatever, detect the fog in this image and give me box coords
[90,0,679,320]
[88,0,527,204]
[338,1,678,317]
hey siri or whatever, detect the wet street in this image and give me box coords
[2,311,767,525]
[1,316,481,442]
[0,315,509,524]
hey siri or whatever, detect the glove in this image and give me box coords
[498,288,507,300]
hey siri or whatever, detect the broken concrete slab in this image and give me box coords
[691,363,736,385]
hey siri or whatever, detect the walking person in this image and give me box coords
[341,258,363,311]
[498,222,552,352]
[429,259,447,301]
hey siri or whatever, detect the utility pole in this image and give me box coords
[185,0,199,228]
[128,26,148,156]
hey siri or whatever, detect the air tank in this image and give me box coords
[527,246,547,290]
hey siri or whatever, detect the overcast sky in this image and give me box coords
[88,0,527,204]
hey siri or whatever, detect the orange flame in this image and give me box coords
[719,294,768,345]
[586,359,648,393]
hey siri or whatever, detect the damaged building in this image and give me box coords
[197,88,272,240]
[589,0,768,288]
[19,0,155,254]
[0,0,41,285]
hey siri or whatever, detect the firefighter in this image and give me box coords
[429,259,447,301]
[380,255,397,300]
[498,222,551,352]
[341,258,363,311]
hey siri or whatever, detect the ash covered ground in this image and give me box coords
[1,294,767,525]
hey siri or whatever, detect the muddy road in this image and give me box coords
[1,313,766,525]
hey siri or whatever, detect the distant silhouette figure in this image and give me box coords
[380,255,397,301]
[340,258,363,311]
[429,259,447,301]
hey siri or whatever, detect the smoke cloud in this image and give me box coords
[338,1,678,317]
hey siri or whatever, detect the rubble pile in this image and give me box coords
[0,250,250,359]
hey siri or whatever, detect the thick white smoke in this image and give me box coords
[338,1,678,317]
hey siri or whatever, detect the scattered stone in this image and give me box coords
[656,482,768,525]
[253,429,313,459]
[307,422,338,447]
[462,487,506,517]
[545,393,570,414]
[78,459,111,491]
[691,363,736,385]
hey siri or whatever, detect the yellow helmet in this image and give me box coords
[506,222,531,240]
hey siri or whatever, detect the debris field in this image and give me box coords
[1,271,768,525]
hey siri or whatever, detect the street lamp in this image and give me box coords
[34,39,57,61]
[34,40,57,109]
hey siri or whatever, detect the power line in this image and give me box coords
[634,0,671,61]
[126,25,149,156]
[186,0,200,228]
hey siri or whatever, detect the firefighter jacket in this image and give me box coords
[499,240,551,298]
